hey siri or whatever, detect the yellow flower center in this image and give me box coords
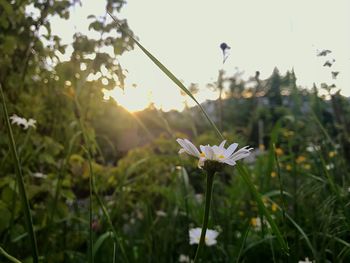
[251,218,257,226]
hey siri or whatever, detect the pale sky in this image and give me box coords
[47,0,350,111]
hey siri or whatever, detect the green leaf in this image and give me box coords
[0,0,13,15]
[92,231,113,258]
[3,36,17,55]
[0,201,11,232]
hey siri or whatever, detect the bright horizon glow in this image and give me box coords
[49,0,350,112]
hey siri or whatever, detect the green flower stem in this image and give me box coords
[0,86,39,263]
[193,170,215,263]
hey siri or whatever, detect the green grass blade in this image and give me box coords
[284,212,317,259]
[84,147,129,263]
[0,86,39,263]
[242,235,275,255]
[107,11,223,141]
[235,222,251,263]
[0,245,22,263]
[93,231,113,258]
[236,163,289,254]
[87,147,94,263]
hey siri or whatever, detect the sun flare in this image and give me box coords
[102,87,152,112]
[102,86,193,112]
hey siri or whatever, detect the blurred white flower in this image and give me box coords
[189,227,219,246]
[306,145,320,152]
[326,164,334,170]
[155,210,167,217]
[32,172,47,179]
[298,257,314,263]
[27,118,36,128]
[177,138,252,168]
[251,216,270,231]
[194,194,203,204]
[10,114,36,130]
[178,254,191,262]
[10,114,26,127]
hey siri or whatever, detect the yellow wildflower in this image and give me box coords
[283,130,294,137]
[329,151,337,158]
[303,164,311,170]
[251,217,258,227]
[296,155,306,164]
[271,171,277,178]
[271,203,278,212]
[286,164,292,171]
[275,148,284,156]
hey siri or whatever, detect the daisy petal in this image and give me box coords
[218,140,227,149]
[176,138,200,157]
[222,159,236,166]
[184,139,200,157]
[204,145,214,159]
[225,143,239,157]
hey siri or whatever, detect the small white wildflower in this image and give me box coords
[326,164,334,170]
[251,217,270,231]
[306,145,320,152]
[298,257,314,263]
[189,227,219,246]
[27,118,36,128]
[194,194,203,204]
[155,210,167,217]
[178,254,191,263]
[32,172,47,179]
[10,114,26,127]
[10,114,36,130]
[347,187,350,193]
[177,138,252,168]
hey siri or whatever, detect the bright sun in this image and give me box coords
[102,86,190,112]
[102,87,152,112]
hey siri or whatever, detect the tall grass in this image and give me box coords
[0,86,39,263]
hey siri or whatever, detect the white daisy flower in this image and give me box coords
[10,114,26,127]
[10,114,36,130]
[176,138,252,169]
[189,227,219,246]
